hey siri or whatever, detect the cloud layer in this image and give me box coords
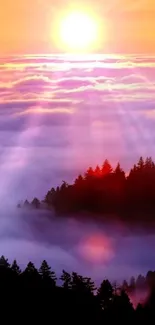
[0,54,155,201]
[1,207,155,284]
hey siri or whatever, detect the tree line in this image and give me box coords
[0,255,155,322]
[20,156,155,223]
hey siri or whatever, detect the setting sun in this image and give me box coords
[59,12,98,52]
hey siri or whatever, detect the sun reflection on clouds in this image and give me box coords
[78,232,115,264]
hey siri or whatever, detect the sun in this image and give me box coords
[59,12,98,52]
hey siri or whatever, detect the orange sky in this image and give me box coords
[0,0,154,54]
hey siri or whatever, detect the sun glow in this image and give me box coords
[59,12,99,53]
[78,233,114,263]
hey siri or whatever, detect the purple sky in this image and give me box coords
[0,54,155,202]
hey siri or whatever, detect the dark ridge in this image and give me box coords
[1,255,155,322]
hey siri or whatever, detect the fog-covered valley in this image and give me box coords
[1,207,155,285]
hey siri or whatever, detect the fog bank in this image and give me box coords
[0,207,155,285]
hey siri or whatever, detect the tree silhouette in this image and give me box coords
[101,159,113,175]
[114,290,134,321]
[60,270,72,289]
[0,255,10,268]
[23,199,30,208]
[0,254,154,322]
[22,261,40,288]
[137,156,145,170]
[71,272,82,291]
[11,259,21,275]
[31,197,40,209]
[95,165,101,177]
[122,279,128,291]
[39,260,57,287]
[114,162,125,176]
[136,274,146,289]
[84,167,94,180]
[0,255,11,287]
[97,279,114,310]
[84,276,96,295]
[129,276,136,291]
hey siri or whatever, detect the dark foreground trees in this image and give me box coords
[0,255,155,323]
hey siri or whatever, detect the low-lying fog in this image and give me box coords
[1,206,155,284]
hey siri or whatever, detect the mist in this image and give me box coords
[1,206,155,285]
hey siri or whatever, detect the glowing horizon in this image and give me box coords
[0,0,155,54]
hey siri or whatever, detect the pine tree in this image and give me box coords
[130,276,136,290]
[60,270,72,289]
[74,174,84,186]
[56,186,60,193]
[71,272,81,290]
[84,167,94,180]
[0,256,11,286]
[11,259,21,275]
[136,274,146,289]
[31,197,40,209]
[44,188,56,205]
[115,163,125,176]
[71,273,94,295]
[95,165,101,177]
[22,262,40,287]
[122,280,128,291]
[83,277,96,294]
[102,159,113,175]
[0,255,10,268]
[113,290,134,320]
[24,261,38,275]
[23,200,30,208]
[61,181,69,191]
[120,290,133,312]
[39,260,57,286]
[145,157,154,169]
[129,164,137,177]
[137,156,145,170]
[97,279,114,309]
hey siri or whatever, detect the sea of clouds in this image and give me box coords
[0,54,155,202]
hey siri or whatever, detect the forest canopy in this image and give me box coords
[0,255,155,323]
[20,157,155,223]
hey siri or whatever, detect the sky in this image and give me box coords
[0,0,155,54]
[0,54,155,202]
